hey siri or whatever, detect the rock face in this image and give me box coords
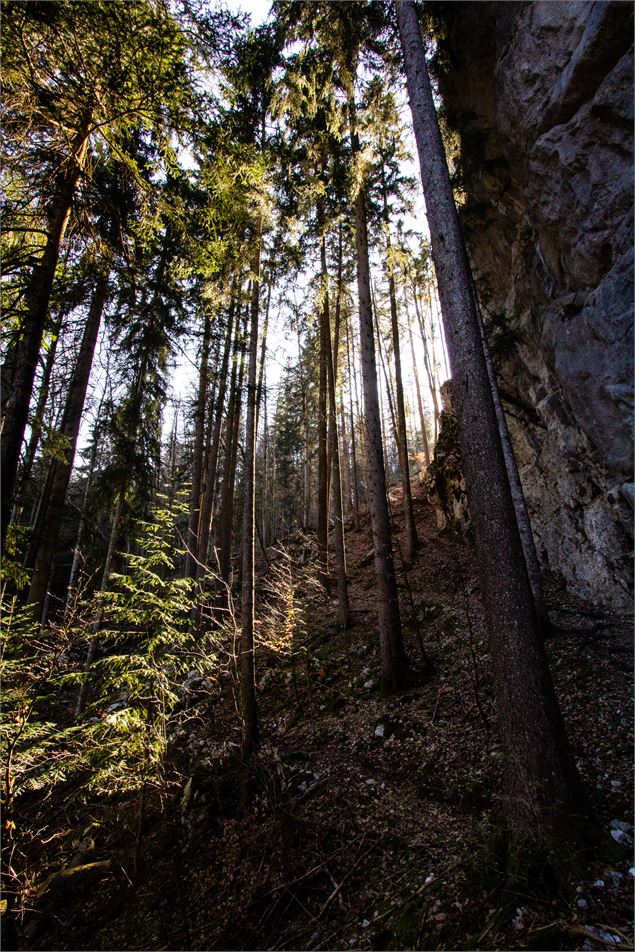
[421,382,470,534]
[430,0,633,609]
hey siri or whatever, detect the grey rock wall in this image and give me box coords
[430,0,633,609]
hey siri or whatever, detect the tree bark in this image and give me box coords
[371,282,399,452]
[375,323,394,487]
[1,116,91,550]
[240,239,261,761]
[184,310,213,580]
[64,421,100,621]
[323,235,349,628]
[339,405,352,514]
[75,489,125,718]
[382,190,418,562]
[345,309,361,521]
[15,307,64,511]
[407,309,431,466]
[411,279,441,441]
[317,208,330,590]
[396,0,588,867]
[27,262,110,619]
[256,275,272,431]
[297,326,312,528]
[474,293,551,636]
[196,287,238,577]
[219,312,246,588]
[349,93,409,692]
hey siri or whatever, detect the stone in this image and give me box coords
[106,699,127,713]
[433,1,634,610]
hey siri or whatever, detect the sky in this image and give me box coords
[232,0,272,26]
[163,0,445,446]
[80,0,446,457]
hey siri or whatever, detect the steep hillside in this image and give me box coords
[25,483,633,951]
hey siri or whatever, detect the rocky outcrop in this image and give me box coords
[430,0,633,609]
[421,382,470,534]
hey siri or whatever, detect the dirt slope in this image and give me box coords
[28,483,634,952]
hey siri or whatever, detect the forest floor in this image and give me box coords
[21,482,634,952]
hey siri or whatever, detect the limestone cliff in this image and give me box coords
[428,0,633,609]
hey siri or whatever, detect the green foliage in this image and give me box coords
[0,494,219,811]
[76,493,218,793]
[0,594,78,802]
[40,425,72,464]
[0,523,31,591]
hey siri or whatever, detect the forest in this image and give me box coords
[1,1,633,950]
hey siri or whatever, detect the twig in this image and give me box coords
[263,832,366,899]
[527,918,563,935]
[597,925,633,945]
[431,687,446,724]
[370,876,434,926]
[567,924,633,949]
[326,868,345,910]
[317,835,374,918]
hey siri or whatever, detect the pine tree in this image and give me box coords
[1,1,196,549]
[396,0,589,874]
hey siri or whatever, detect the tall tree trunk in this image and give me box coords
[349,95,409,692]
[408,318,431,467]
[382,191,418,562]
[372,287,399,449]
[333,231,352,513]
[270,394,279,541]
[261,367,270,548]
[375,329,393,486]
[165,401,180,508]
[184,310,213,579]
[350,308,368,508]
[426,263,451,381]
[27,262,110,619]
[1,116,91,550]
[256,290,271,557]
[63,352,112,621]
[323,235,349,628]
[339,405,352,514]
[64,427,100,622]
[411,280,441,440]
[15,307,65,512]
[345,309,361,522]
[473,291,550,636]
[256,276,272,430]
[317,208,330,590]
[397,0,588,869]
[240,239,261,761]
[219,314,246,587]
[297,327,312,528]
[196,287,238,577]
[75,489,125,718]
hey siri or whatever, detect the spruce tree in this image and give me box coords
[396,0,589,874]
